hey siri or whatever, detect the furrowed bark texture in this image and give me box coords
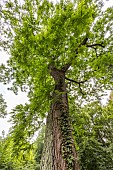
[40,67,80,170]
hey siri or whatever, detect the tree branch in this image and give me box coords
[62,37,89,72]
[61,63,71,72]
[65,77,87,95]
[65,77,87,84]
[49,38,87,72]
[78,83,85,96]
[80,37,89,46]
[86,43,105,48]
[76,37,89,53]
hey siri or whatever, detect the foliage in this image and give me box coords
[0,134,36,170]
[34,126,45,170]
[0,94,7,118]
[71,100,113,170]
[0,135,14,169]
[0,126,45,170]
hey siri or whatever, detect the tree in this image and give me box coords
[0,0,113,169]
[70,100,113,170]
[0,133,36,170]
[34,126,45,170]
[0,94,7,118]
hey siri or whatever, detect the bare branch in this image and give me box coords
[86,43,105,48]
[65,77,87,84]
[78,83,86,96]
[65,77,87,95]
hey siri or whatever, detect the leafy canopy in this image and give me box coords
[1,0,113,111]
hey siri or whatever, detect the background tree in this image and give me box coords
[0,94,7,118]
[0,0,113,169]
[0,133,36,170]
[71,100,113,170]
[34,126,45,170]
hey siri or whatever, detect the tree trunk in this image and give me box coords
[40,66,80,170]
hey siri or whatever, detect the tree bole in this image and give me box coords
[40,67,80,170]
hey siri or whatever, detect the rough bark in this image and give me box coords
[40,66,80,170]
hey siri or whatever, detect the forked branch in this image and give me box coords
[65,77,87,95]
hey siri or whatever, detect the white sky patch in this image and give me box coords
[0,50,9,64]
[0,0,113,136]
[103,0,113,10]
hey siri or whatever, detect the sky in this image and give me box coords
[0,0,113,137]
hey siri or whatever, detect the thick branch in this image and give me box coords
[61,63,71,72]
